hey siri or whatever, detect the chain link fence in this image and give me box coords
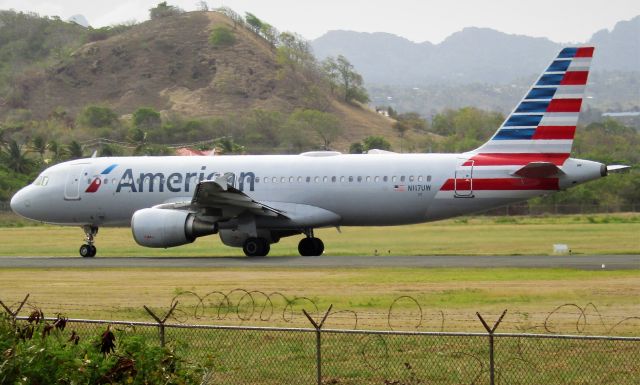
[13,316,640,385]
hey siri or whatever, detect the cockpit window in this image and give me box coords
[32,175,49,186]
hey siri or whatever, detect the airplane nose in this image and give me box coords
[10,188,30,219]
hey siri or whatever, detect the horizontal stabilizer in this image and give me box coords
[512,162,564,178]
[606,165,631,174]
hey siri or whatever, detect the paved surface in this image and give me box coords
[0,255,638,269]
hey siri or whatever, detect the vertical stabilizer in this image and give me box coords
[470,47,594,166]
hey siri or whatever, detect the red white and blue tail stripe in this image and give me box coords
[470,46,594,166]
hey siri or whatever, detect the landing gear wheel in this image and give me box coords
[79,244,96,258]
[80,225,99,258]
[298,237,324,257]
[243,237,270,257]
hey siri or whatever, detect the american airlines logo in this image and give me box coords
[115,167,256,193]
[85,164,118,193]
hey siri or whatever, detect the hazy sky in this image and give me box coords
[2,0,639,43]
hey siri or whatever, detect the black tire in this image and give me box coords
[298,237,323,257]
[89,245,97,257]
[312,238,324,255]
[79,244,92,258]
[243,237,269,257]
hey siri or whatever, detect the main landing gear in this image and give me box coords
[79,225,98,258]
[298,229,324,257]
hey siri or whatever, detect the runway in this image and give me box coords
[0,255,638,269]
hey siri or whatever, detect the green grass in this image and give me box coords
[0,213,638,256]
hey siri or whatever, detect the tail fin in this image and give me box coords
[471,46,594,166]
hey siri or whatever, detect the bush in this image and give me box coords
[209,26,236,47]
[132,107,161,130]
[0,314,206,384]
[78,105,118,128]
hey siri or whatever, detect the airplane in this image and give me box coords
[10,46,629,258]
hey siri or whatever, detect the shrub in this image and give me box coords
[0,314,206,384]
[209,26,236,47]
[78,105,118,128]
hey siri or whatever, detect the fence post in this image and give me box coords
[303,304,333,385]
[0,294,30,325]
[143,301,178,348]
[476,309,507,385]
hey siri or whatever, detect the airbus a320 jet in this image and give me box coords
[10,46,629,257]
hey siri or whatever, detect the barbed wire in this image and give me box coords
[3,292,638,336]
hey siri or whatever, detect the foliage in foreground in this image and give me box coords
[0,313,207,384]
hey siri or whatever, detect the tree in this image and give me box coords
[276,32,313,70]
[393,112,428,152]
[287,109,342,150]
[67,141,83,159]
[47,140,63,162]
[1,140,33,173]
[322,55,369,104]
[30,135,47,160]
[244,12,262,33]
[77,105,118,128]
[362,136,391,151]
[149,2,182,19]
[133,107,161,130]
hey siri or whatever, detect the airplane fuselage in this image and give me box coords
[11,152,604,229]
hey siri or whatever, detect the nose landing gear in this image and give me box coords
[79,225,98,258]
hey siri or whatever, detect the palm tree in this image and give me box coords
[48,140,63,162]
[3,140,33,173]
[67,141,84,159]
[31,135,47,161]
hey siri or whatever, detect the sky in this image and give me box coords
[1,0,639,43]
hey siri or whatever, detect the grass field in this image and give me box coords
[0,213,638,335]
[0,213,639,256]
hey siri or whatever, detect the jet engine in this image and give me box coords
[131,208,217,248]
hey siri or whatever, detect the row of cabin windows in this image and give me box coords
[87,175,433,186]
[257,175,432,184]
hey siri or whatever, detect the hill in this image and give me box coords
[311,16,640,85]
[0,10,392,150]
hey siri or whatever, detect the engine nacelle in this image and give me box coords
[131,208,217,248]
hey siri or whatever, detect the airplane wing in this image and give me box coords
[153,175,287,219]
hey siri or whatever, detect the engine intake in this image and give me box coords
[131,208,217,248]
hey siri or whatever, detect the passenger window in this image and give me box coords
[383,176,388,182]
[392,176,397,182]
[374,176,380,182]
[103,178,108,185]
[289,176,294,183]
[264,177,269,184]
[418,176,423,182]
[306,176,311,183]
[409,176,414,182]
[323,176,328,183]
[281,177,286,183]
[340,176,345,182]
[255,177,260,183]
[366,176,371,182]
[357,176,362,182]
[400,176,406,182]
[298,176,302,183]
[427,175,432,182]
[349,176,354,182]
[331,176,336,183]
